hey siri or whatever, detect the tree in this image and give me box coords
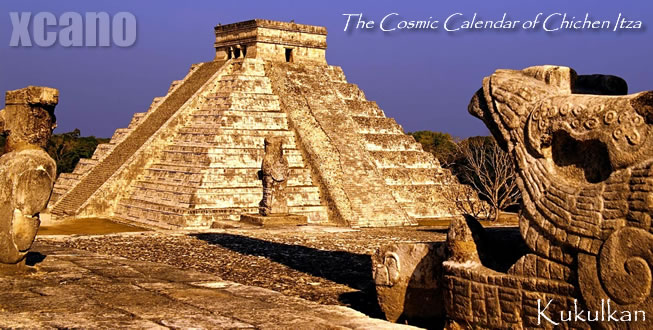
[441,181,492,220]
[450,137,521,221]
[409,131,458,165]
[45,129,108,175]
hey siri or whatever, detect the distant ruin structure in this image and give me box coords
[0,86,58,267]
[47,19,467,228]
[444,65,653,328]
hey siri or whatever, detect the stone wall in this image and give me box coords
[214,19,327,64]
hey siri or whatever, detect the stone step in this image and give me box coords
[167,80,183,93]
[228,60,266,76]
[173,135,298,149]
[205,92,280,110]
[352,116,404,135]
[125,185,322,210]
[344,99,385,117]
[91,143,114,160]
[289,66,346,83]
[147,97,164,112]
[140,167,314,188]
[400,202,456,219]
[163,144,300,153]
[115,201,190,227]
[72,158,98,175]
[147,161,311,173]
[390,184,450,204]
[325,66,347,82]
[381,167,443,185]
[52,186,70,194]
[330,82,365,100]
[190,111,289,130]
[128,112,146,129]
[285,205,329,223]
[196,105,282,114]
[369,150,436,169]
[52,180,77,191]
[218,74,270,82]
[57,172,80,181]
[131,181,321,197]
[128,188,194,209]
[361,133,422,152]
[117,199,326,225]
[110,128,132,144]
[49,172,81,204]
[177,127,295,138]
[193,109,287,119]
[159,148,306,168]
[217,78,273,94]
[49,192,63,204]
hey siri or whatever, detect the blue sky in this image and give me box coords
[1,0,651,138]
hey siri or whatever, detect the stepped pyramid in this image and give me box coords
[48,19,466,228]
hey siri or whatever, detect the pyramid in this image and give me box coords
[48,19,466,228]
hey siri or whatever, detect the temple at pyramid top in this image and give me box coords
[214,19,327,63]
[46,19,473,229]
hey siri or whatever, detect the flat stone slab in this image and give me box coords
[240,213,308,226]
[0,242,416,329]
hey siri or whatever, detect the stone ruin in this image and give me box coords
[442,66,653,328]
[0,86,58,269]
[46,19,470,229]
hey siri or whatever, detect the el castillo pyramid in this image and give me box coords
[47,19,468,228]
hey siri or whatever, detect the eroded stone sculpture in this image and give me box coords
[443,66,653,328]
[0,86,58,268]
[259,136,289,216]
[373,243,445,326]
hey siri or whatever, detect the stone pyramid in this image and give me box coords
[48,19,466,228]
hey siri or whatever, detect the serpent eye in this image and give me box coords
[550,131,613,184]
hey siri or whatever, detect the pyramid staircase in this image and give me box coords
[50,110,149,204]
[49,63,211,209]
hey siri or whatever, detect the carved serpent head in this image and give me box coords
[468,66,653,262]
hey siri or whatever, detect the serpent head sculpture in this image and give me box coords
[444,66,653,328]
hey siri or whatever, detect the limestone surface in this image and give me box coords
[0,86,58,266]
[443,65,653,328]
[0,242,418,329]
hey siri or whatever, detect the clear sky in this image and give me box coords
[1,0,652,138]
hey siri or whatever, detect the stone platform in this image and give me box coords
[240,213,308,226]
[0,242,416,329]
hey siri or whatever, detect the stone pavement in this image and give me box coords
[0,242,418,329]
